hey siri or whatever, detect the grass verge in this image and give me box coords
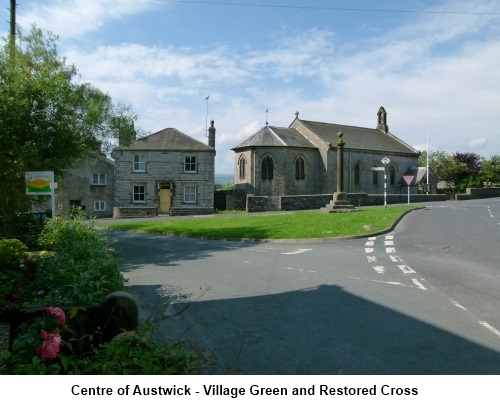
[107,205,421,240]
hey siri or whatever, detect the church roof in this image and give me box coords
[232,125,316,150]
[296,120,418,156]
[120,128,214,152]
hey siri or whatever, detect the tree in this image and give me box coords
[452,152,482,191]
[418,151,469,192]
[0,26,137,220]
[480,155,500,186]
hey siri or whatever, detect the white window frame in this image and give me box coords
[92,173,106,185]
[93,201,106,211]
[133,155,146,172]
[184,155,197,173]
[133,184,146,203]
[183,185,197,203]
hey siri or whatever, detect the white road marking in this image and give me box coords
[282,248,312,255]
[368,237,377,241]
[385,235,394,240]
[398,264,416,274]
[384,240,394,246]
[479,321,500,338]
[365,241,375,246]
[373,266,385,274]
[386,247,396,253]
[389,255,403,262]
[365,248,374,253]
[451,300,467,310]
[412,279,427,290]
[367,256,377,262]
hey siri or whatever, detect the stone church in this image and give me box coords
[232,107,419,196]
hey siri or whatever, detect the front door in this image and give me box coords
[159,184,171,214]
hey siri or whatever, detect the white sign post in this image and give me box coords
[402,175,415,206]
[381,157,391,208]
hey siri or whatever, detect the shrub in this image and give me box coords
[34,210,124,307]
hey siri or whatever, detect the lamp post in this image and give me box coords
[381,157,391,208]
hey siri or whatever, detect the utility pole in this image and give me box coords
[10,0,16,38]
[9,0,16,50]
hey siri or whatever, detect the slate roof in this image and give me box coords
[296,120,419,156]
[232,125,317,150]
[122,128,214,152]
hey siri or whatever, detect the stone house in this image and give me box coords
[112,122,216,217]
[232,107,420,196]
[55,152,115,218]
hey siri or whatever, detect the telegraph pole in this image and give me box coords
[10,0,16,38]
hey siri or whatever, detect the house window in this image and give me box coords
[184,155,197,173]
[94,201,106,211]
[239,155,246,179]
[184,185,197,203]
[133,155,145,172]
[390,165,396,185]
[261,155,274,180]
[92,173,106,185]
[354,163,361,185]
[373,165,379,186]
[133,185,145,202]
[295,156,305,180]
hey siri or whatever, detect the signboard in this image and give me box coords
[381,156,391,165]
[371,167,385,171]
[402,175,415,186]
[25,171,54,195]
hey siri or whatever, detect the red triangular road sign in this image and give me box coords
[402,175,415,186]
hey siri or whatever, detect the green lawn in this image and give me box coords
[107,206,421,240]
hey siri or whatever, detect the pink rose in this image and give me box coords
[35,330,62,362]
[45,307,66,326]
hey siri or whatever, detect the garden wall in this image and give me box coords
[247,193,447,212]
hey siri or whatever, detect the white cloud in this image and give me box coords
[18,0,159,38]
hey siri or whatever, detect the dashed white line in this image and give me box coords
[365,248,374,253]
[367,256,377,262]
[385,235,394,240]
[365,241,375,246]
[412,279,427,290]
[389,255,403,263]
[282,248,312,255]
[479,321,500,338]
[398,264,416,274]
[451,300,468,310]
[373,266,385,274]
[384,240,394,246]
[385,247,396,253]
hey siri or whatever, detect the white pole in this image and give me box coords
[384,169,387,208]
[407,185,410,206]
[426,124,430,194]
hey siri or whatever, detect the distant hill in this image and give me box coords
[215,173,234,189]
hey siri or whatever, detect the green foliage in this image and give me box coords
[1,313,211,375]
[0,26,138,221]
[35,210,124,307]
[0,239,27,268]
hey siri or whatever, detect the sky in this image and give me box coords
[3,0,500,174]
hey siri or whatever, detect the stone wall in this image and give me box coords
[456,187,500,200]
[247,193,447,212]
[113,207,157,218]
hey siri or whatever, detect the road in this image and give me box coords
[113,198,500,374]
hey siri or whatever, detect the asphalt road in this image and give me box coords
[112,198,500,374]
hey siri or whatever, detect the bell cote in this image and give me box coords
[377,106,388,132]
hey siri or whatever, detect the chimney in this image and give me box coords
[208,120,216,149]
[118,118,136,147]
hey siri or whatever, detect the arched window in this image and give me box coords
[354,162,362,185]
[295,156,305,180]
[261,155,274,180]
[238,155,246,179]
[390,164,396,185]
